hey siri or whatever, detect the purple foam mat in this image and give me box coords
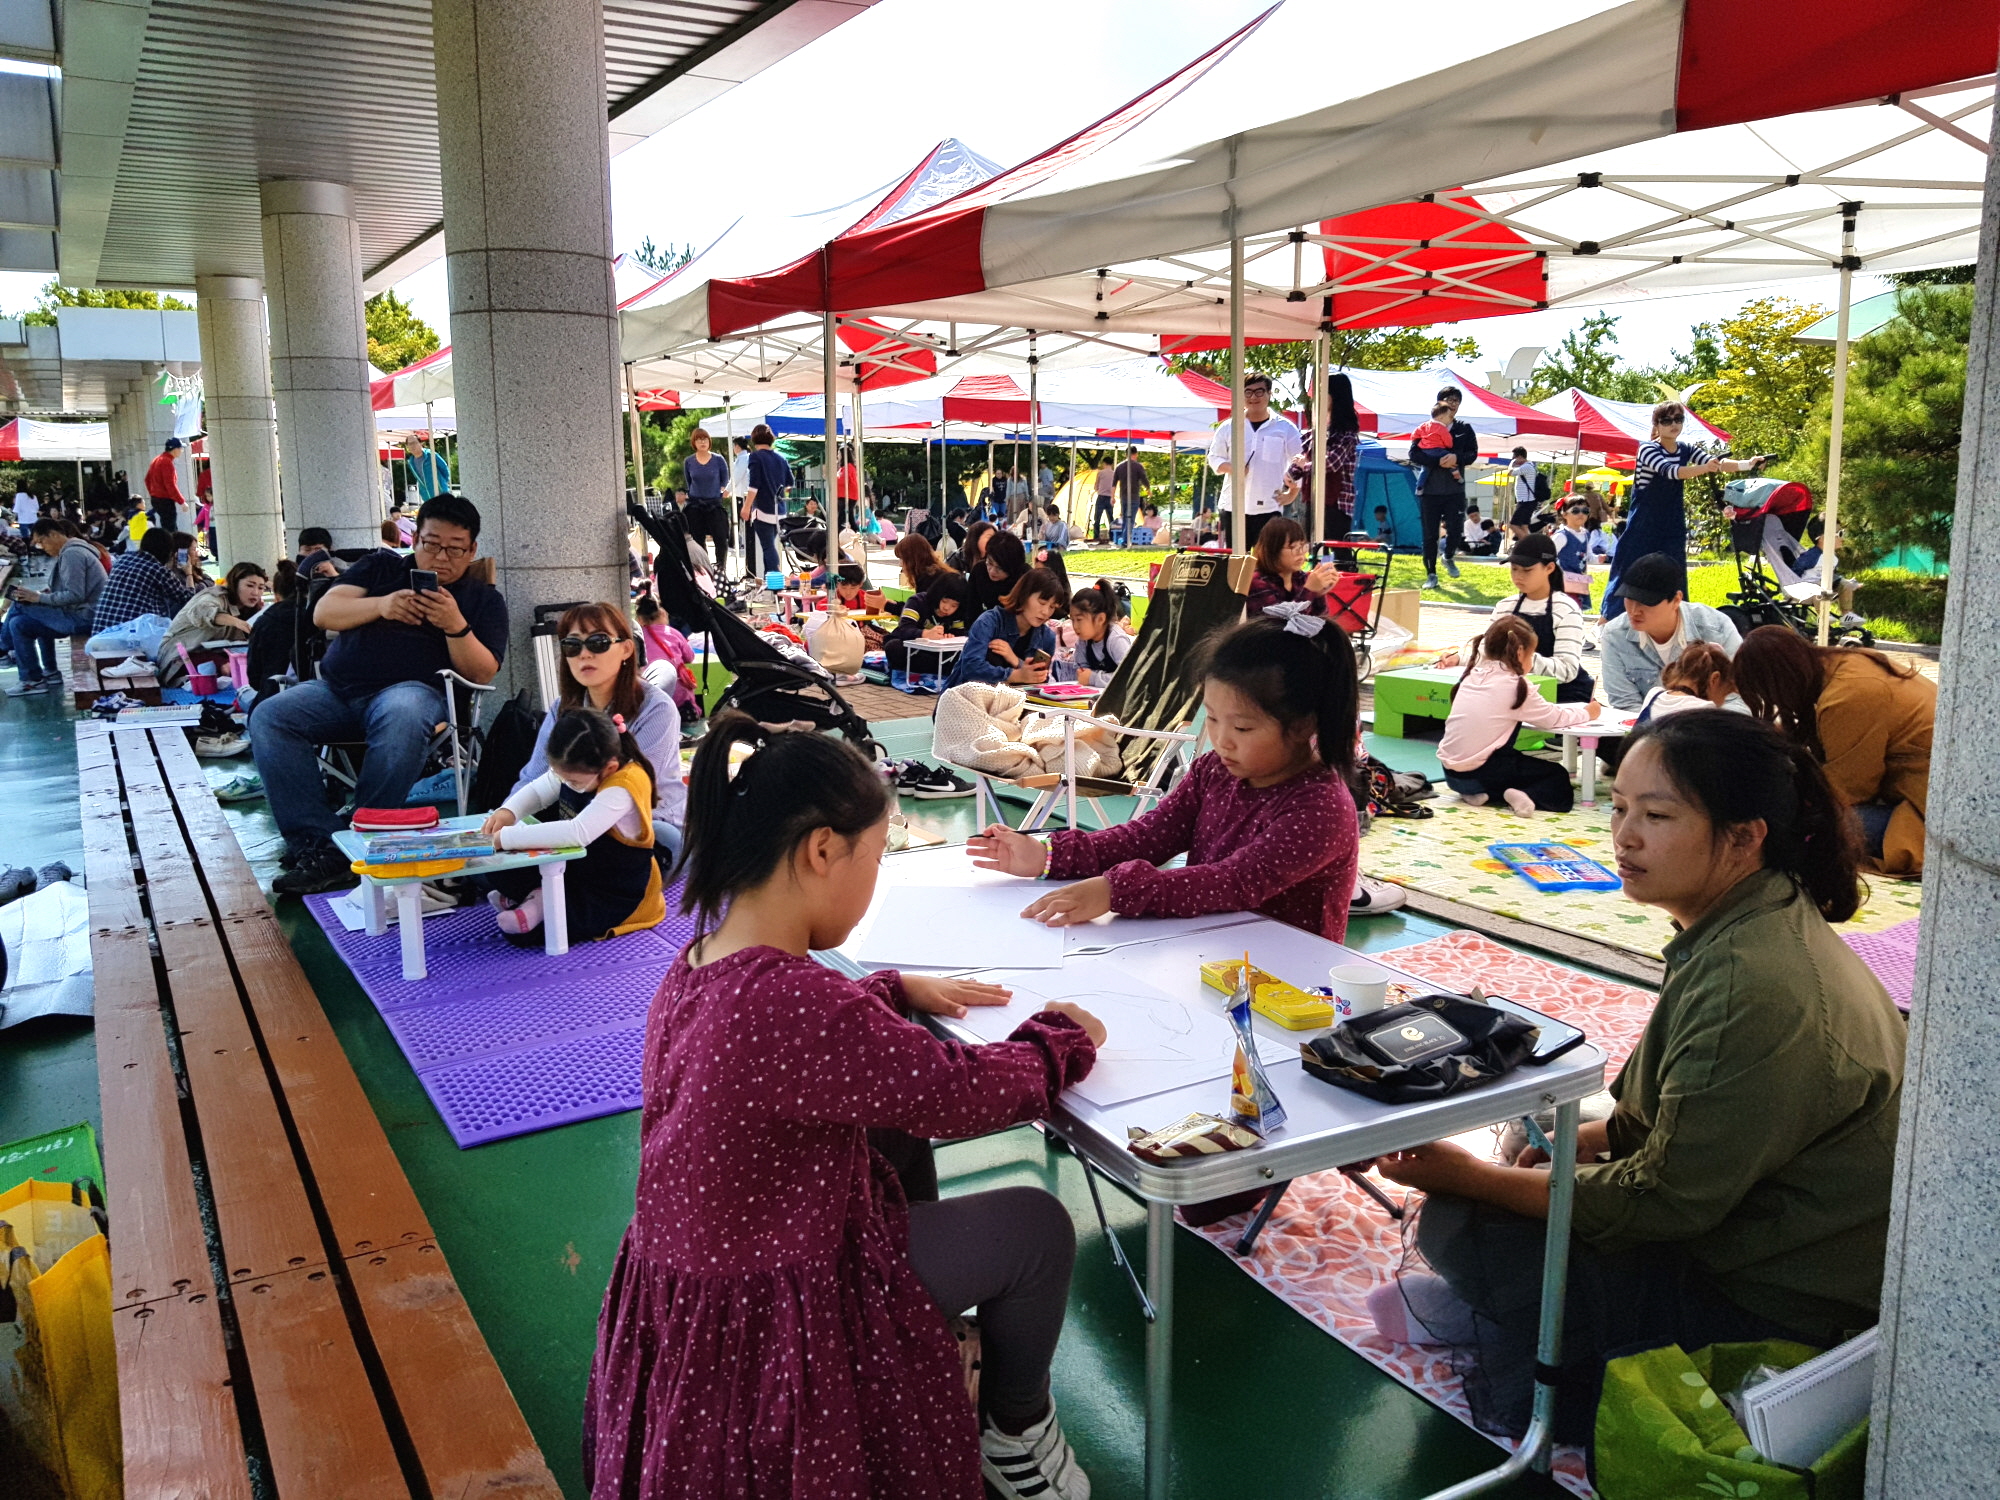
[305,882,696,1148]
[1843,916,1919,1011]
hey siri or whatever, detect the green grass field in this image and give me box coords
[1062,546,1939,642]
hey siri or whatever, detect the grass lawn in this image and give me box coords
[1062,545,1940,643]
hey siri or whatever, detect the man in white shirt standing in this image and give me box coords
[1506,445,1541,545]
[1206,372,1302,551]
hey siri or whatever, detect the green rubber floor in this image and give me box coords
[0,693,1559,1500]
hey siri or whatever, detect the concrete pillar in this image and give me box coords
[433,0,624,685]
[194,275,283,570]
[259,178,379,551]
[1865,63,2000,1496]
[112,386,145,502]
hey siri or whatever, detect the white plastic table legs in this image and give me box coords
[362,879,387,937]
[540,859,569,956]
[395,882,425,980]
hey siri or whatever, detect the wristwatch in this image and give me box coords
[445,624,473,638]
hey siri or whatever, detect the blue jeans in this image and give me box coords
[4,603,91,679]
[248,678,445,847]
[749,519,780,575]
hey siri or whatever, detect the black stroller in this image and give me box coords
[628,501,882,756]
[1717,478,1873,648]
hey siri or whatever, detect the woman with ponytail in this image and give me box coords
[583,712,1104,1500]
[971,610,1362,940]
[1374,711,1906,1443]
[478,705,665,941]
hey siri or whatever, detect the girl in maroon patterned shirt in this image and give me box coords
[970,612,1362,942]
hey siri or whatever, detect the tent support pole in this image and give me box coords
[1229,234,1247,556]
[1818,203,1859,646]
[941,417,950,510]
[823,312,839,586]
[724,399,737,578]
[853,373,868,565]
[1310,330,1329,544]
[623,363,646,508]
[1028,330,1040,539]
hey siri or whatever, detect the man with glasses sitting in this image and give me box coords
[255,493,510,895]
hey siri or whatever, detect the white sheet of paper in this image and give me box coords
[849,884,1065,971]
[955,966,1292,1109]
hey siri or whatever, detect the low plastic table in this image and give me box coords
[329,813,586,981]
[1554,711,1639,807]
[1373,664,1557,747]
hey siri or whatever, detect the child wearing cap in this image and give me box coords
[1555,500,1594,609]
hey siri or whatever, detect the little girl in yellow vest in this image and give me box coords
[479,707,666,942]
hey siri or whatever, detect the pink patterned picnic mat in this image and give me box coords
[1842,916,1919,1009]
[1187,931,1659,1497]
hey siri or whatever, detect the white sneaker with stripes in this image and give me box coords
[980,1405,1090,1500]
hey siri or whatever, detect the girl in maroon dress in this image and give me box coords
[969,612,1362,943]
[584,712,1105,1500]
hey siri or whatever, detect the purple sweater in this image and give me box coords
[1047,750,1358,942]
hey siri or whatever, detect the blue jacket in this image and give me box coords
[943,606,1054,690]
[1600,601,1743,710]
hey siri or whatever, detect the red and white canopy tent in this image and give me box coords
[1531,387,1730,459]
[646,0,1990,582]
[0,418,110,461]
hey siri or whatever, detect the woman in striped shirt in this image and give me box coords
[1603,401,1764,621]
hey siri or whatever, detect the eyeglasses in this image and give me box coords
[560,632,623,658]
[415,536,473,559]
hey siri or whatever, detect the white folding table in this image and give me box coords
[838,846,1608,1500]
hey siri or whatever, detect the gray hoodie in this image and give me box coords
[39,537,108,616]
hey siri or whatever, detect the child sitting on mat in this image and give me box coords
[581,712,1105,1500]
[969,610,1362,942]
[1440,615,1602,815]
[1636,642,1737,723]
[479,707,665,942]
[1051,578,1131,687]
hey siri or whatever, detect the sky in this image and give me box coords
[0,0,1895,375]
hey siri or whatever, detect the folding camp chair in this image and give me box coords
[959,711,1200,833]
[310,667,496,817]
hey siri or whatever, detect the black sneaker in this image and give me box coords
[893,761,930,794]
[272,842,359,896]
[908,765,975,800]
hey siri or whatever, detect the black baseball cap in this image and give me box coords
[1507,533,1558,568]
[1613,552,1687,607]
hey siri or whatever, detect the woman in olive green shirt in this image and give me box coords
[1374,711,1906,1440]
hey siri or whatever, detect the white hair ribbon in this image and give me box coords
[1262,601,1326,638]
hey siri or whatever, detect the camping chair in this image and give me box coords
[957,709,1200,833]
[627,500,882,755]
[310,668,496,818]
[288,578,495,817]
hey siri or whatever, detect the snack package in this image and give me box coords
[1226,953,1288,1135]
[1126,1112,1262,1164]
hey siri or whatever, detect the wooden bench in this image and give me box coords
[66,635,163,708]
[78,723,560,1499]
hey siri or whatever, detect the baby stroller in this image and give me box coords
[628,501,882,756]
[1718,478,1873,647]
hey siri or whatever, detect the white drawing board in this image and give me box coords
[954,966,1293,1109]
[848,883,1065,971]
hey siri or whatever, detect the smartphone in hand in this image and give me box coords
[409,568,439,593]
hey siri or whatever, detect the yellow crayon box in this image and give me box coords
[1199,959,1338,1030]
[1200,958,1278,994]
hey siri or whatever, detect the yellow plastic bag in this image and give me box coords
[0,1180,122,1499]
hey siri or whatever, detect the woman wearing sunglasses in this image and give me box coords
[506,602,686,865]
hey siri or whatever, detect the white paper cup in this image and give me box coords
[1329,962,1390,1018]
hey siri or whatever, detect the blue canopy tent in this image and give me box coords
[1352,441,1421,548]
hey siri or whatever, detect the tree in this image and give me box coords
[1887,265,1974,287]
[1522,313,1661,404]
[631,236,695,278]
[1787,284,1969,566]
[18,279,193,325]
[365,290,441,372]
[1688,296,1832,462]
[1167,325,1481,403]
